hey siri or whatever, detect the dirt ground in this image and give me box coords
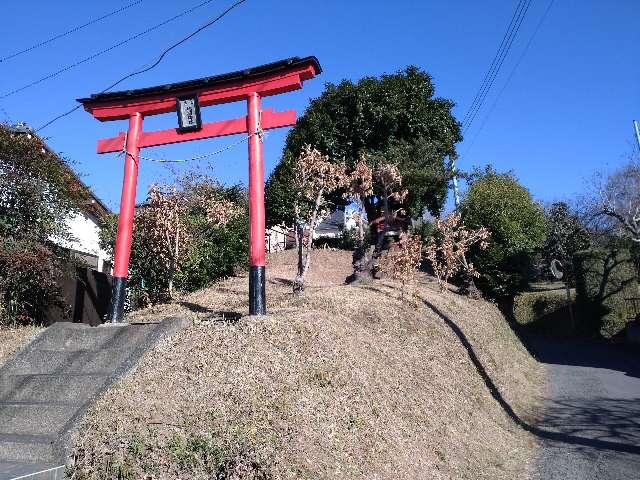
[70,249,544,480]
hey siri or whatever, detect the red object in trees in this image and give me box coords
[78,57,321,321]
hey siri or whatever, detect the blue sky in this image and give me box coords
[1,0,638,212]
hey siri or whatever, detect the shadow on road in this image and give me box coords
[421,299,640,456]
[524,336,640,380]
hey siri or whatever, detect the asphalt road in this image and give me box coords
[528,337,640,480]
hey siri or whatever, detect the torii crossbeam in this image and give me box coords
[78,56,322,322]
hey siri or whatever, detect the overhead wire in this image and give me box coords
[460,0,527,130]
[1,0,219,100]
[462,0,555,157]
[0,1,143,64]
[461,0,533,134]
[463,0,532,133]
[36,0,249,132]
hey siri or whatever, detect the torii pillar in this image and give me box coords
[78,57,321,322]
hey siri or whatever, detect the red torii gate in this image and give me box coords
[78,56,321,322]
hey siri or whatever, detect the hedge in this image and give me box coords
[573,248,638,339]
[512,289,576,336]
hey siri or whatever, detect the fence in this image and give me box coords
[46,267,113,326]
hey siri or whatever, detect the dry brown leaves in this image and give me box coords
[344,158,374,201]
[294,145,348,206]
[378,233,423,294]
[375,162,408,204]
[425,212,490,291]
[137,183,242,295]
[69,250,543,480]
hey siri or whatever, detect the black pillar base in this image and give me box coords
[107,276,127,323]
[249,266,266,315]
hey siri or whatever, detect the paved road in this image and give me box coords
[528,337,640,480]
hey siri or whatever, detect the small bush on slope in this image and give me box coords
[69,250,543,480]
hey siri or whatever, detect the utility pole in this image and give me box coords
[449,155,461,209]
[634,120,640,151]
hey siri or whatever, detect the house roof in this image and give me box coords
[77,56,322,104]
[7,124,111,219]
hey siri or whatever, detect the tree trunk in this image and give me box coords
[294,222,305,294]
[458,271,481,299]
[347,244,376,284]
[346,199,374,283]
[293,189,323,295]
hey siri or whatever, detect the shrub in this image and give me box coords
[424,212,489,292]
[573,248,638,339]
[460,172,548,299]
[0,238,70,325]
[512,289,576,336]
[0,126,83,324]
[100,179,248,307]
[378,233,423,295]
[176,213,249,292]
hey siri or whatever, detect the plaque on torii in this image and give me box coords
[78,56,322,322]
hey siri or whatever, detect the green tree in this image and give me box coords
[542,202,591,282]
[0,126,82,241]
[0,125,83,324]
[460,172,548,299]
[266,66,462,225]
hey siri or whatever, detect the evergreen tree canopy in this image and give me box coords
[460,172,548,298]
[266,66,462,225]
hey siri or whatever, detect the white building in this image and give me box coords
[266,223,296,253]
[53,207,112,273]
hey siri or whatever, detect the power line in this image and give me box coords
[463,0,532,133]
[36,0,248,132]
[463,0,555,156]
[462,0,532,132]
[1,0,218,100]
[460,0,527,130]
[0,1,143,64]
[461,0,533,134]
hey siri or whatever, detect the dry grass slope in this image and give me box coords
[70,250,543,480]
[0,325,43,367]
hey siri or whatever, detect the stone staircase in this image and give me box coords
[0,319,184,480]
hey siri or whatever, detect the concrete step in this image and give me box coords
[0,404,79,436]
[0,462,64,480]
[0,318,185,473]
[30,323,123,351]
[3,345,146,375]
[0,374,107,404]
[0,434,57,464]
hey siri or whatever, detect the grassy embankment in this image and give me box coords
[0,324,43,366]
[70,250,544,480]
